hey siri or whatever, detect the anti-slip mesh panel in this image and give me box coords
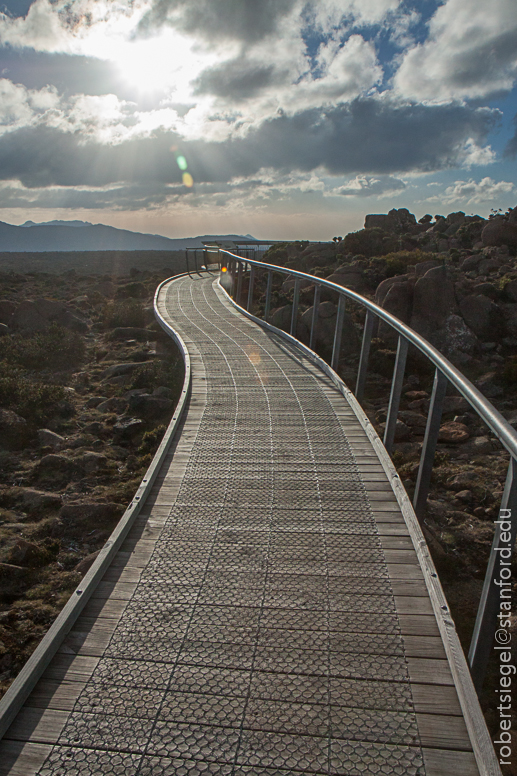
[37,275,425,775]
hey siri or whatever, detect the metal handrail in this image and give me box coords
[212,246,517,694]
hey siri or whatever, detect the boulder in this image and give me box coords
[398,411,427,430]
[447,471,478,491]
[300,302,358,355]
[269,305,293,330]
[414,260,440,276]
[410,266,457,341]
[502,279,517,303]
[481,218,517,249]
[441,396,469,414]
[281,277,313,293]
[378,280,412,342]
[32,454,83,485]
[459,295,505,340]
[96,397,129,414]
[7,538,52,567]
[375,274,411,307]
[14,488,62,515]
[438,422,470,443]
[102,362,149,380]
[75,550,101,575]
[112,417,144,443]
[10,301,48,331]
[0,323,8,337]
[37,429,65,450]
[325,269,365,293]
[78,452,108,473]
[0,300,16,325]
[83,397,108,409]
[469,436,494,455]
[0,409,29,449]
[153,386,173,398]
[128,393,173,418]
[59,502,124,529]
[460,255,482,271]
[442,315,479,364]
[364,208,417,234]
[82,421,106,437]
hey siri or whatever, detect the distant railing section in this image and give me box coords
[199,245,517,695]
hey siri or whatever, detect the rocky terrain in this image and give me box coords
[0,268,183,699]
[255,206,517,741]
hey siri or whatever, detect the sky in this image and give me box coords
[0,0,516,240]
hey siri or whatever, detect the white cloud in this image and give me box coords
[0,79,59,135]
[393,0,517,101]
[441,177,514,204]
[331,174,406,197]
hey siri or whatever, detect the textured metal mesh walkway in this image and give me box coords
[0,274,482,775]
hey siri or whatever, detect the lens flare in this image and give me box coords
[221,266,227,273]
[182,172,194,187]
[176,155,188,170]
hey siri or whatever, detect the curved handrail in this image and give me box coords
[211,247,517,697]
[215,249,517,459]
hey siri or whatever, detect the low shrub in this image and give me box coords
[129,357,183,396]
[0,367,66,424]
[101,300,148,329]
[0,325,85,370]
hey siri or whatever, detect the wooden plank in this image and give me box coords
[81,598,127,619]
[411,684,463,716]
[395,596,434,615]
[417,714,472,750]
[5,707,69,744]
[28,680,85,711]
[381,536,414,549]
[41,655,98,684]
[398,615,441,637]
[407,658,454,685]
[386,563,425,580]
[402,635,446,659]
[391,580,431,597]
[422,748,480,776]
[91,581,137,600]
[0,740,52,776]
[59,626,114,657]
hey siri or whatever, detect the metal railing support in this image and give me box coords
[413,368,448,521]
[290,278,300,337]
[264,270,272,321]
[236,262,243,305]
[331,295,346,371]
[384,336,409,455]
[355,310,375,403]
[310,285,320,350]
[468,457,517,692]
[247,265,255,312]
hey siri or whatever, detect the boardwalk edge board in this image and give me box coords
[0,274,192,742]
[217,276,501,776]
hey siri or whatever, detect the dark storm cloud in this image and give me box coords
[137,0,298,44]
[0,99,498,202]
[193,58,283,100]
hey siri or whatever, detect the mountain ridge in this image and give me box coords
[0,220,259,252]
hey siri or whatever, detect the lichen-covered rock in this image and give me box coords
[32,454,83,485]
[410,266,457,341]
[438,422,470,443]
[37,429,66,450]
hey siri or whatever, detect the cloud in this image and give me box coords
[0,97,498,196]
[440,177,514,204]
[0,78,59,135]
[332,175,406,197]
[393,0,517,101]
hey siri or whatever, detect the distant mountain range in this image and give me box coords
[0,220,259,252]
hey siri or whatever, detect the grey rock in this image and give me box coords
[60,502,124,526]
[32,454,83,484]
[443,314,479,362]
[459,295,505,340]
[0,300,16,324]
[128,393,173,418]
[378,280,412,342]
[108,327,160,342]
[0,323,8,337]
[83,396,108,409]
[13,487,62,514]
[112,417,144,443]
[102,362,149,379]
[78,452,108,473]
[96,396,129,414]
[410,266,457,341]
[37,428,65,450]
[153,386,173,398]
[482,218,517,249]
[0,409,29,449]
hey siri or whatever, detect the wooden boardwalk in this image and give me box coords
[0,274,493,775]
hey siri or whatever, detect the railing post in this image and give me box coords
[384,336,409,455]
[264,270,272,321]
[468,457,517,693]
[310,285,320,350]
[290,278,300,336]
[413,368,448,521]
[331,295,346,371]
[247,265,255,312]
[355,310,375,403]
[236,261,243,305]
